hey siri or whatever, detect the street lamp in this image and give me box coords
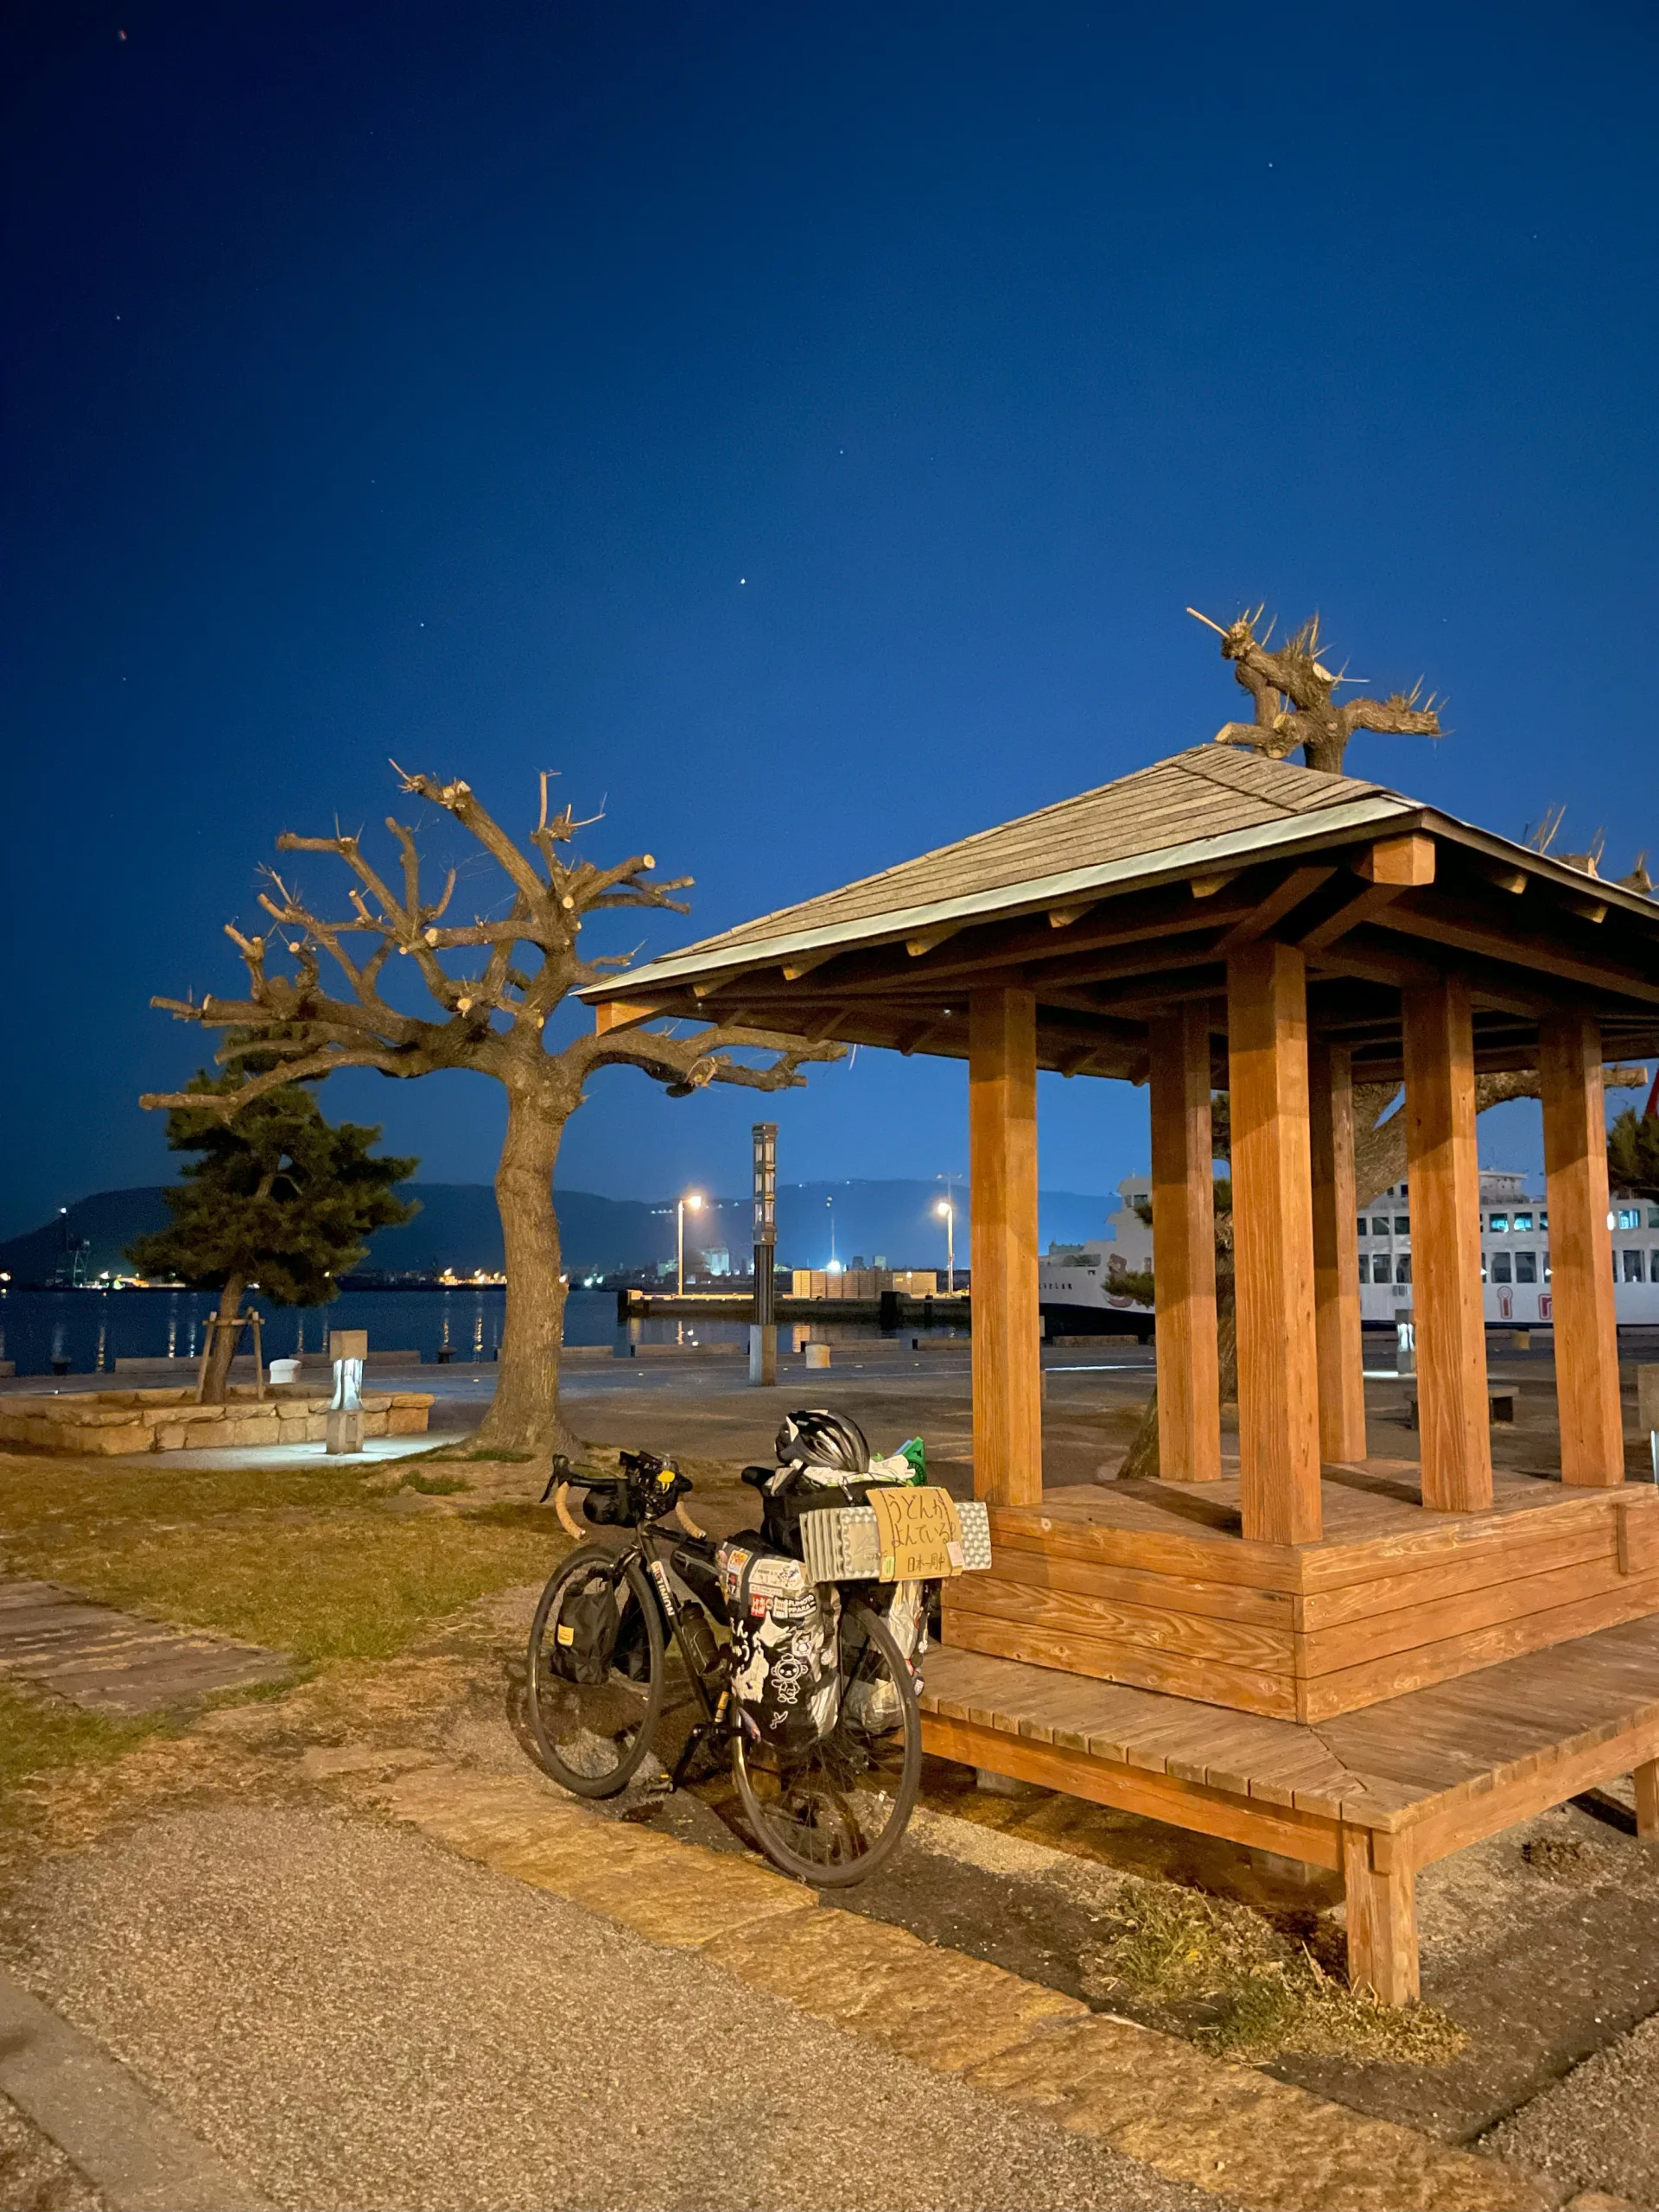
[934,1198,956,1293]
[677,1191,704,1295]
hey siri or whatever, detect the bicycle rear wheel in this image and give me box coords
[526,1545,664,1797]
[733,1599,921,1886]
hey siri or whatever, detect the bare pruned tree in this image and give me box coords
[141,768,844,1455]
[1188,607,1442,775]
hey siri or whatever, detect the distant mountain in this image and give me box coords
[0,1177,1122,1286]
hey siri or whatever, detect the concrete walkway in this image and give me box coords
[11,1802,1223,2212]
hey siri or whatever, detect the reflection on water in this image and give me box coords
[0,1286,969,1379]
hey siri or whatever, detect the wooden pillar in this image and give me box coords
[1309,1039,1367,1465]
[1341,1826,1420,2005]
[1227,942,1322,1546]
[1635,1760,1659,1840]
[1541,1014,1624,1486]
[969,989,1043,1507]
[1402,976,1492,1512]
[1149,1007,1221,1483]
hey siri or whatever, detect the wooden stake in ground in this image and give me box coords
[141,770,844,1454]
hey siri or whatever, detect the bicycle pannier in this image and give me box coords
[550,1565,621,1686]
[718,1541,841,1758]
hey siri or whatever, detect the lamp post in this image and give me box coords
[677,1191,703,1295]
[751,1122,777,1386]
[934,1198,956,1293]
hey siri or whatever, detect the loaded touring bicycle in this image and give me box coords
[524,1412,990,1885]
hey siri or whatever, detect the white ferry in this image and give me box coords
[1040,1169,1659,1337]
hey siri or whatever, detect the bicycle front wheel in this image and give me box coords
[526,1544,664,1797]
[733,1599,922,1887]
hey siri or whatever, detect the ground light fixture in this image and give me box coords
[677,1190,704,1295]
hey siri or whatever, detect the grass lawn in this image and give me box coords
[0,1450,564,1665]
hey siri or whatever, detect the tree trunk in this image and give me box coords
[474,1079,582,1458]
[1117,1281,1236,1483]
[200,1274,245,1405]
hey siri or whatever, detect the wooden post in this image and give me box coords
[1636,1760,1659,1841]
[969,989,1043,1507]
[1402,975,1492,1512]
[1149,1006,1220,1483]
[1341,1826,1419,2005]
[1227,942,1322,1546]
[1541,1014,1624,1486]
[1309,1039,1367,1464]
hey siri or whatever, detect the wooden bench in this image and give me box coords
[918,1615,1659,2005]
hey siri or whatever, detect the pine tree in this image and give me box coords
[1609,1107,1659,1202]
[129,1072,416,1402]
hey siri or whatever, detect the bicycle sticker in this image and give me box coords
[647,1559,677,1616]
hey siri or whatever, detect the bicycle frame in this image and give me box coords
[552,1477,733,1789]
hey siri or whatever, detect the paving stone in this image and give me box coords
[963,2017,1548,2212]
[702,1906,1090,2071]
[0,1582,289,1713]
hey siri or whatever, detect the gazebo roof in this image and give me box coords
[585,746,1659,1080]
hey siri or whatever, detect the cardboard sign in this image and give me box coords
[868,1484,966,1580]
[329,1330,369,1363]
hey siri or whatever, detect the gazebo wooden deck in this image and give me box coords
[585,744,1659,2000]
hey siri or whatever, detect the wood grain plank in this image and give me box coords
[1302,1573,1659,1720]
[1149,1004,1222,1482]
[944,1573,1294,1674]
[1228,939,1323,1543]
[941,1604,1300,1718]
[1309,1038,1367,1463]
[920,1712,1344,1868]
[1300,1551,1646,1676]
[1402,972,1492,1512]
[982,1541,1297,1627]
[1541,1014,1624,1487]
[969,988,1043,1507]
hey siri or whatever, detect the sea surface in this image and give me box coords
[0,1286,963,1378]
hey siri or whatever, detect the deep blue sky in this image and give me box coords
[5,0,1657,1242]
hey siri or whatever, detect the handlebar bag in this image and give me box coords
[717,1539,842,1760]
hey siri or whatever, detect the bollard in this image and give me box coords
[327,1328,368,1454]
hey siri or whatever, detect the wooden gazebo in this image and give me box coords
[585,745,1659,2000]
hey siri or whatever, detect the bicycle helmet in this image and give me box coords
[774,1408,870,1476]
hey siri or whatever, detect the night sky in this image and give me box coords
[5,1,1657,1244]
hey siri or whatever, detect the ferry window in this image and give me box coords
[1356,1255,1370,1284]
[1356,1217,1368,1236]
[1491,1251,1513,1283]
[1540,1211,1548,1230]
[1512,1212,1533,1231]
[1489,1213,1509,1232]
[1618,1207,1642,1230]
[1394,1215,1409,1235]
[1373,1218,1390,1236]
[1516,1251,1537,1283]
[1396,1255,1412,1283]
[1649,1209,1659,1229]
[1625,1251,1646,1282]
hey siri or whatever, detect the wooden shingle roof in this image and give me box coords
[582,744,1659,1080]
[606,747,1415,989]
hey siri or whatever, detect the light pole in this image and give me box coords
[677,1191,703,1295]
[934,1198,956,1293]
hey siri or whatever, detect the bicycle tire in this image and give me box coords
[526,1544,665,1798]
[732,1599,922,1887]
